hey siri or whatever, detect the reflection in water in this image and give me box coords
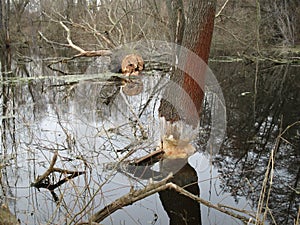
[0,55,299,224]
[159,162,201,225]
[123,158,201,225]
[209,62,300,224]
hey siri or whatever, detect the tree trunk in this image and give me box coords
[0,0,10,48]
[159,0,216,129]
[181,0,216,124]
[166,0,185,46]
[0,0,2,32]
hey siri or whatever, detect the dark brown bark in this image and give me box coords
[0,0,10,49]
[159,0,217,127]
[181,0,216,125]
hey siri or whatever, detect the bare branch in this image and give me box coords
[78,172,258,224]
[31,151,58,185]
[31,152,86,203]
[38,31,70,48]
[88,173,173,223]
[59,20,113,57]
[40,21,113,59]
[166,183,258,224]
[215,0,230,18]
[60,21,86,53]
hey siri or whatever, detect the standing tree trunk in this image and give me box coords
[159,0,216,132]
[0,0,11,74]
[0,0,2,33]
[0,0,10,48]
[180,0,216,124]
[166,0,185,46]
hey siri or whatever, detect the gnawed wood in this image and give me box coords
[121,54,144,76]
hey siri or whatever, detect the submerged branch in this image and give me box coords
[76,173,173,224]
[78,173,258,224]
[31,151,86,203]
[31,151,58,184]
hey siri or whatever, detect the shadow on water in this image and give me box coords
[0,50,299,224]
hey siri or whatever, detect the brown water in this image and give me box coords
[0,53,299,225]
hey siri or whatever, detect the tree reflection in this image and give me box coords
[124,158,201,225]
[1,54,299,224]
[210,61,300,224]
[159,162,201,225]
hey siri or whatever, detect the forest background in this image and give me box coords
[0,0,299,62]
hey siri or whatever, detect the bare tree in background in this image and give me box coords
[0,0,10,48]
[262,0,299,47]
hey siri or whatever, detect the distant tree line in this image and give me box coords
[0,0,299,57]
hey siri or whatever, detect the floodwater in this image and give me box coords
[0,53,299,225]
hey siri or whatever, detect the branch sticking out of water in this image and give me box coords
[77,172,258,224]
[76,173,173,224]
[31,151,86,203]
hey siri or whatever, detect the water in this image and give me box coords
[0,55,299,225]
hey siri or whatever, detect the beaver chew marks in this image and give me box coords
[121,54,144,76]
[160,135,196,159]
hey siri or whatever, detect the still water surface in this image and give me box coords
[0,56,299,225]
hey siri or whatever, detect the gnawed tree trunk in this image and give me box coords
[159,0,216,155]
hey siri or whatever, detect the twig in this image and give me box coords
[38,31,70,48]
[74,21,116,48]
[218,203,256,218]
[296,207,300,225]
[255,134,280,224]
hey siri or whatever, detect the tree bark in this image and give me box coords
[159,0,217,128]
[166,0,185,46]
[0,0,2,32]
[0,0,10,48]
[180,0,216,124]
